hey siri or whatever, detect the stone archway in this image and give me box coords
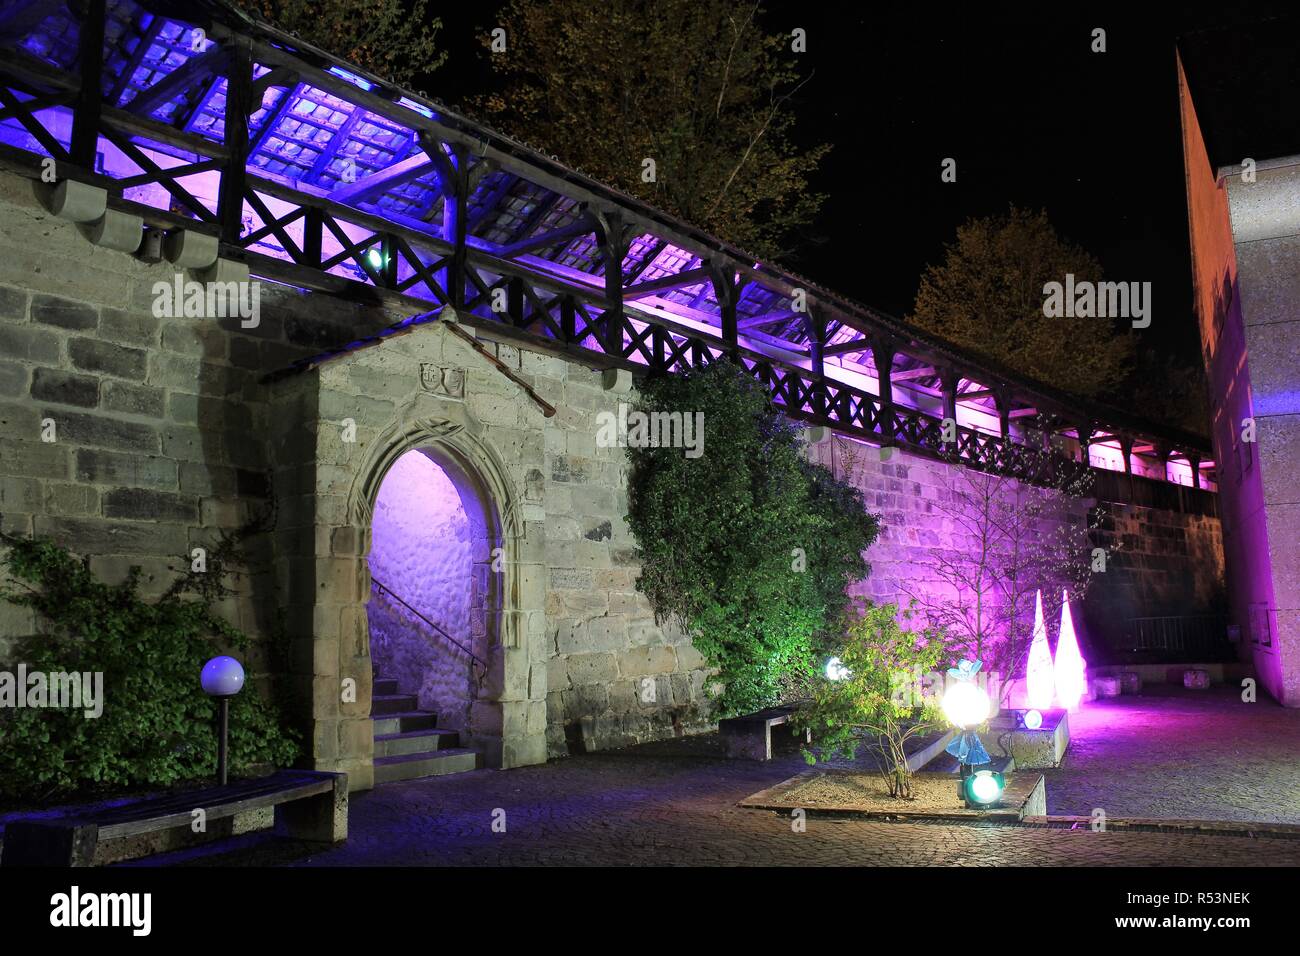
[350,416,526,769]
[269,321,549,791]
[365,446,489,747]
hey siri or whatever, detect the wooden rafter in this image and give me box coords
[127,45,229,118]
[623,266,711,300]
[329,150,436,205]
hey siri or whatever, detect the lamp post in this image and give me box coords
[201,656,245,786]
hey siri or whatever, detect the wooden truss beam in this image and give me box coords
[622,266,711,300]
[127,46,229,118]
[329,150,436,205]
[0,0,64,38]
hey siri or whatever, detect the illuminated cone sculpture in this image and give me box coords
[1025,589,1055,710]
[1054,589,1088,710]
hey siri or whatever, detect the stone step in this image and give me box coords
[373,748,482,785]
[370,693,419,716]
[373,728,461,758]
[370,711,439,735]
[373,677,399,696]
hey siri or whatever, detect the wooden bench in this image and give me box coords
[719,704,810,761]
[1,769,347,867]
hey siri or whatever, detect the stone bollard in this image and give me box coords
[1093,675,1122,698]
[1120,671,1142,694]
[1183,669,1211,690]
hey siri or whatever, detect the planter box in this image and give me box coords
[977,709,1070,769]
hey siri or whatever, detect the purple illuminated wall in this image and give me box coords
[1180,56,1299,704]
[367,449,477,728]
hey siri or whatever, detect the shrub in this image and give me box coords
[795,601,952,799]
[0,534,299,801]
[625,360,880,716]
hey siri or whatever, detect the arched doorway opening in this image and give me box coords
[364,445,499,782]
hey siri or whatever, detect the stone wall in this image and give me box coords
[1085,500,1226,652]
[0,167,710,785]
[260,313,715,778]
[0,170,287,674]
[807,436,1227,670]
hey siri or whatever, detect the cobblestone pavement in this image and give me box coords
[156,687,1300,866]
[1045,685,1300,823]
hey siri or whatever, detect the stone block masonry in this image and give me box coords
[806,437,1226,670]
[0,167,711,785]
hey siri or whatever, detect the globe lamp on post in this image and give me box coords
[201,656,245,785]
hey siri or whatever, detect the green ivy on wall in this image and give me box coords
[625,361,881,717]
[0,532,299,802]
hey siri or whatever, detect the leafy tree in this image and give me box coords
[0,534,299,801]
[242,0,446,84]
[910,206,1135,399]
[1129,349,1211,438]
[795,601,952,800]
[626,361,879,716]
[473,0,829,257]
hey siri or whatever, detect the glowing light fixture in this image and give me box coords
[962,769,1005,807]
[366,247,387,271]
[1054,590,1088,710]
[824,656,851,681]
[201,655,245,786]
[941,678,990,729]
[1025,589,1054,709]
[201,655,245,697]
[1022,708,1043,730]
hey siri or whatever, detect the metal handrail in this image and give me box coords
[370,577,486,670]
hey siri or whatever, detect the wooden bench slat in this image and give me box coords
[98,783,335,839]
[2,770,348,866]
[15,771,334,837]
[93,775,332,820]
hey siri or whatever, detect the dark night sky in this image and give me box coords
[424,2,1300,369]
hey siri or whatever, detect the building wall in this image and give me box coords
[1179,56,1300,704]
[0,155,1234,788]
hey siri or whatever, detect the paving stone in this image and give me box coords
[155,696,1300,867]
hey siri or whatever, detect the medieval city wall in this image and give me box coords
[0,163,1228,785]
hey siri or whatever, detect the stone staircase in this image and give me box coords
[371,676,482,784]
